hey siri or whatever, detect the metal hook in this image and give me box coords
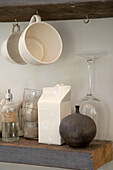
[12,19,20,33]
[13,19,19,28]
[14,18,18,24]
[36,10,38,14]
[83,14,89,24]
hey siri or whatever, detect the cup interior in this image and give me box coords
[25,37,44,61]
[25,22,62,63]
[7,31,26,65]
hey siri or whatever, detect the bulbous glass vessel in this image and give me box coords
[79,95,107,140]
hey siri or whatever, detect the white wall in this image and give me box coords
[0,18,113,169]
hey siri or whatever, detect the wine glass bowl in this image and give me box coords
[78,95,107,140]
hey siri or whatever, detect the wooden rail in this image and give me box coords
[0,0,113,22]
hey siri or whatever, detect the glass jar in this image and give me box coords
[23,88,41,139]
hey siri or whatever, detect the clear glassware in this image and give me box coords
[0,98,5,136]
[1,89,19,142]
[77,53,107,140]
[18,104,24,136]
[23,88,41,139]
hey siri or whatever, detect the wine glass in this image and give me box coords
[77,53,107,140]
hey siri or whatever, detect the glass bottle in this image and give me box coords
[1,89,19,142]
[0,98,5,136]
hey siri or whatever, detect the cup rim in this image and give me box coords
[21,22,63,64]
[2,31,27,65]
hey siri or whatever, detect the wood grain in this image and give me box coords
[91,141,113,170]
[0,138,112,170]
[0,0,113,22]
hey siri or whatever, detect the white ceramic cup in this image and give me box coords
[18,15,63,65]
[1,24,26,65]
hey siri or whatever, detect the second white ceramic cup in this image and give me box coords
[1,24,26,65]
[18,15,63,65]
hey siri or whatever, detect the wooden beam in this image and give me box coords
[0,138,112,170]
[0,0,113,22]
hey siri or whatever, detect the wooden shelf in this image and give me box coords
[0,0,113,22]
[0,137,112,170]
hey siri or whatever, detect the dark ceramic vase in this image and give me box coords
[60,105,96,147]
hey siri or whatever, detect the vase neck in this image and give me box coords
[75,105,80,113]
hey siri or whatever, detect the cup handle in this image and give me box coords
[12,23,20,33]
[29,15,41,25]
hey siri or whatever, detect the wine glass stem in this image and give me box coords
[87,60,93,95]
